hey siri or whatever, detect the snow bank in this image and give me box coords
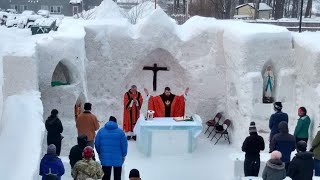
[82,0,124,19]
[293,31,320,52]
[0,91,44,180]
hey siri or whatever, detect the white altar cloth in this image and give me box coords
[134,114,203,157]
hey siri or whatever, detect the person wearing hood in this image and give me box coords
[69,135,96,168]
[39,144,65,180]
[95,116,128,180]
[288,140,314,180]
[242,121,265,177]
[294,107,311,144]
[262,151,286,180]
[270,121,295,173]
[269,102,288,144]
[45,109,63,156]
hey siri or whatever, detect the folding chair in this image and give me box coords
[205,113,222,137]
[210,119,231,145]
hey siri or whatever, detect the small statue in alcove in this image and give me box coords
[263,65,274,103]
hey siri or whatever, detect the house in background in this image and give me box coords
[0,0,103,16]
[235,3,272,19]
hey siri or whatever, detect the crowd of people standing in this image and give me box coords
[242,102,317,180]
[39,102,140,180]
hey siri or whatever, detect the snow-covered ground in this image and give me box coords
[61,133,238,180]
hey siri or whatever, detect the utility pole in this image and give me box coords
[299,0,303,33]
[186,0,188,18]
[155,0,157,9]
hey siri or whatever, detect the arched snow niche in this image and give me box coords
[261,61,276,103]
[123,48,190,112]
[51,60,79,86]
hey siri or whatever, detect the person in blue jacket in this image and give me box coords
[39,144,65,180]
[269,102,288,146]
[95,116,128,180]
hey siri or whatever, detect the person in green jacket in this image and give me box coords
[311,127,320,176]
[294,107,311,143]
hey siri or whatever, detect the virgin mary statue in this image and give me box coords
[263,65,274,103]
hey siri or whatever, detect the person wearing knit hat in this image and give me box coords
[262,151,286,180]
[39,144,65,180]
[288,141,314,180]
[129,169,141,180]
[76,102,100,148]
[249,121,257,133]
[269,101,288,148]
[72,146,104,180]
[242,121,265,177]
[47,144,57,155]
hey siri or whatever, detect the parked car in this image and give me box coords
[0,12,8,25]
[17,10,42,28]
[5,14,19,27]
[37,10,50,18]
[6,9,17,14]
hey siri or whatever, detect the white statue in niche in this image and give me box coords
[263,65,274,103]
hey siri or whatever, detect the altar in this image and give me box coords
[133,114,203,157]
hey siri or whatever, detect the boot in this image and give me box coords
[132,136,137,141]
[127,136,132,140]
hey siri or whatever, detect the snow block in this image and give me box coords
[3,56,38,98]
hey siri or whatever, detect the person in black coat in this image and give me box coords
[69,135,96,168]
[288,141,314,180]
[242,121,265,177]
[270,121,296,173]
[45,109,63,156]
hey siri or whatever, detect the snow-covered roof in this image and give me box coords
[236,3,272,11]
[70,0,82,4]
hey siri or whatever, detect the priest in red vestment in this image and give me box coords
[123,85,143,140]
[144,87,189,117]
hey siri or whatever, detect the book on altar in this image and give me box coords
[173,116,193,122]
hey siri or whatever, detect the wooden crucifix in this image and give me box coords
[143,63,168,91]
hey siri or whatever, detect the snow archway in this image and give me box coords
[51,60,79,86]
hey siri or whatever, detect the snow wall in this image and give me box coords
[36,5,320,151]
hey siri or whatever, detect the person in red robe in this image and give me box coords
[144,87,189,117]
[123,85,143,141]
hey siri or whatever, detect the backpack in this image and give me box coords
[45,168,58,180]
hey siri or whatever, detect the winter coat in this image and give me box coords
[270,122,296,163]
[312,130,320,160]
[69,136,96,168]
[95,121,128,167]
[242,132,265,160]
[39,154,65,180]
[262,159,286,180]
[45,116,63,143]
[294,115,311,139]
[76,111,100,141]
[71,159,104,180]
[288,151,314,180]
[269,111,288,140]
